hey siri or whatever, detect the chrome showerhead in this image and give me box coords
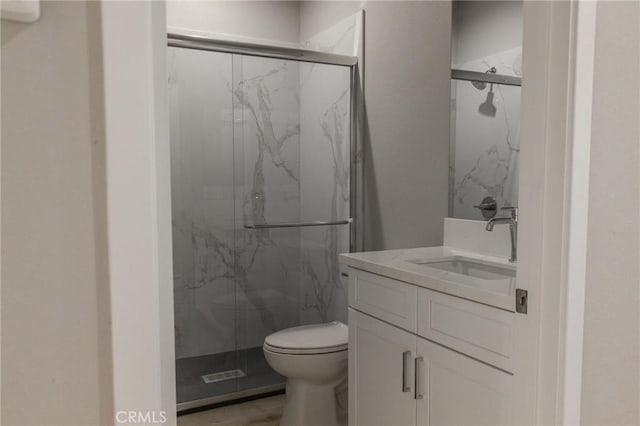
[479,83,497,117]
[471,80,487,90]
[470,66,496,91]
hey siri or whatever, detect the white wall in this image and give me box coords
[1,2,113,424]
[581,1,640,424]
[166,0,300,45]
[451,0,522,65]
[300,1,452,250]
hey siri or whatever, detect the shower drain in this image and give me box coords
[201,369,247,384]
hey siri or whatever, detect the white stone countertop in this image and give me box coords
[340,246,516,312]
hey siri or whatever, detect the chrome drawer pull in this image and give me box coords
[415,356,425,400]
[402,350,412,393]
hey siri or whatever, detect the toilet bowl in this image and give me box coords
[263,321,348,426]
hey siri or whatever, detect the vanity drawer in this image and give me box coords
[348,268,418,332]
[417,288,515,372]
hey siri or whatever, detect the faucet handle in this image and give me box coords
[473,196,497,219]
[501,206,518,220]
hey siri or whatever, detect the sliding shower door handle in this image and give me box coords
[245,218,352,229]
[402,350,412,393]
[414,356,425,400]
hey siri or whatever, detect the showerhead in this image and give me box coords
[471,80,487,90]
[470,66,497,92]
[479,83,497,117]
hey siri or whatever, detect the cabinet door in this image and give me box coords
[415,337,514,426]
[349,308,417,426]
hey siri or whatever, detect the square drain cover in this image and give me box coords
[201,369,246,384]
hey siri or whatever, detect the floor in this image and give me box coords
[176,347,284,404]
[177,394,285,426]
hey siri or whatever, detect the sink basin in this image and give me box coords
[411,257,515,280]
[406,256,515,295]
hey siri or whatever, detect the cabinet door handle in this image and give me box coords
[402,350,412,393]
[415,356,425,400]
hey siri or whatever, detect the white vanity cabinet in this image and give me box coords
[347,268,515,426]
[349,309,417,426]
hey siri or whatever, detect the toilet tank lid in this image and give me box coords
[265,321,348,350]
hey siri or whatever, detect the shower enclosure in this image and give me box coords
[168,34,358,411]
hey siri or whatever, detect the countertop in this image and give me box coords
[340,246,516,311]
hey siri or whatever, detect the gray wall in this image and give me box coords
[167,0,300,45]
[451,0,522,65]
[301,1,452,250]
[581,1,640,424]
[1,1,113,425]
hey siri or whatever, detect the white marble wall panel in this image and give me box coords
[298,16,355,325]
[233,56,302,349]
[298,66,350,324]
[443,218,511,260]
[451,48,521,220]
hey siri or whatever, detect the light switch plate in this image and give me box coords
[1,0,40,23]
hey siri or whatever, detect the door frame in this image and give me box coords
[517,1,596,424]
[100,1,176,424]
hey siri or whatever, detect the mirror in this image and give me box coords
[449,1,523,220]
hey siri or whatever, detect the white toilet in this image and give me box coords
[263,321,348,426]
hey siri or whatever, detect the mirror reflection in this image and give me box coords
[449,1,523,220]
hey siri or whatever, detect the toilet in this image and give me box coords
[263,321,348,426]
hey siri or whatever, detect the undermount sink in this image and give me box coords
[406,256,515,295]
[411,257,515,280]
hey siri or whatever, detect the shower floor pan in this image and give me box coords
[176,346,285,413]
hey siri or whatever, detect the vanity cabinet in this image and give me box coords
[414,336,513,426]
[348,268,514,426]
[348,309,416,426]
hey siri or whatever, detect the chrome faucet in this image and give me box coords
[486,207,518,263]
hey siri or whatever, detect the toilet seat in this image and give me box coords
[263,321,348,355]
[264,342,347,355]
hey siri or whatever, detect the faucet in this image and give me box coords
[486,207,518,263]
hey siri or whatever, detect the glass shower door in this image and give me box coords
[231,54,302,392]
[169,44,353,408]
[169,46,247,405]
[233,55,352,393]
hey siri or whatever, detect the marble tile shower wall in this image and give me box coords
[298,70,350,325]
[298,16,354,326]
[233,56,303,352]
[451,47,522,220]
[169,16,356,359]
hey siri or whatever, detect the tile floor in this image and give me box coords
[177,394,285,426]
